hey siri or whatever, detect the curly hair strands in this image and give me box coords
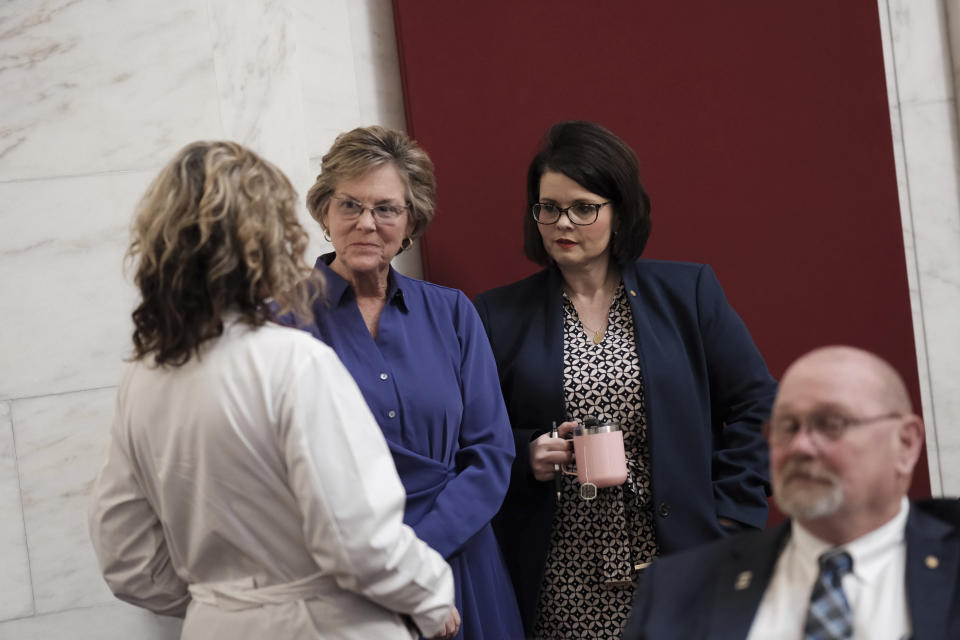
[127,141,319,366]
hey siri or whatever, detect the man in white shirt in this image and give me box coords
[623,345,960,640]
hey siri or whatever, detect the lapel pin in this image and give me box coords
[629,290,637,297]
[925,555,939,569]
[734,571,752,590]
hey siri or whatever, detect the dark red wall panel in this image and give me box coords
[393,1,929,502]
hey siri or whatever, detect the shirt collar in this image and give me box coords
[314,253,408,313]
[792,496,910,582]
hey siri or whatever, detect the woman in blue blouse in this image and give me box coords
[286,126,523,640]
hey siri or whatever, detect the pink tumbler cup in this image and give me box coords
[562,420,627,500]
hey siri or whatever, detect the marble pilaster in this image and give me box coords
[879,0,960,495]
[0,402,33,622]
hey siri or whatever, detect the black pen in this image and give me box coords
[551,421,561,501]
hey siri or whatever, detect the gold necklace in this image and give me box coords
[563,275,620,346]
[568,285,618,345]
[579,318,607,345]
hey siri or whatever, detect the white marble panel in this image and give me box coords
[0,0,221,181]
[886,0,954,105]
[0,171,149,399]
[13,387,117,613]
[293,0,364,157]
[208,0,307,182]
[878,0,940,490]
[0,602,181,640]
[878,0,899,108]
[347,0,408,131]
[207,0,330,266]
[949,1,960,104]
[898,98,960,495]
[296,0,407,162]
[0,402,33,622]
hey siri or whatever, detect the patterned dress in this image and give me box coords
[533,283,660,640]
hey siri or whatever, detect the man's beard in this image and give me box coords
[774,459,843,520]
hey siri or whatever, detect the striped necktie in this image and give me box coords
[803,549,854,640]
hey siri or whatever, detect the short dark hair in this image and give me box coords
[523,121,652,266]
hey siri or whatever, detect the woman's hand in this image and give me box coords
[529,420,576,481]
[431,605,461,639]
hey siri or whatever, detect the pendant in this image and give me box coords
[592,330,604,345]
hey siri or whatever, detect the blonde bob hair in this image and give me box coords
[128,140,319,366]
[306,126,436,249]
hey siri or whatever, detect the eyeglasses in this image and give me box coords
[332,197,408,224]
[763,411,902,447]
[532,201,608,226]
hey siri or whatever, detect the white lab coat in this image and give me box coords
[89,318,453,638]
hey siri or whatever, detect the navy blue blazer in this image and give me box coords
[474,259,777,634]
[623,499,960,640]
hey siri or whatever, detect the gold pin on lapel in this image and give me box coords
[734,571,752,590]
[925,555,940,570]
[629,290,637,297]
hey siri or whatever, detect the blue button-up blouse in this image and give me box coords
[285,255,523,639]
[292,254,514,557]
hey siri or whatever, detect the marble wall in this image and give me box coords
[1,0,958,637]
[0,0,410,636]
[878,0,960,496]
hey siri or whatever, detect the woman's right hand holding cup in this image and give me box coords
[530,420,576,481]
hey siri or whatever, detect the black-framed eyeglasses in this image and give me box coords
[763,411,902,447]
[332,196,408,224]
[532,201,609,226]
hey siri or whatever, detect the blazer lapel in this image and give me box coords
[541,266,569,419]
[620,263,657,387]
[706,523,791,640]
[905,502,960,640]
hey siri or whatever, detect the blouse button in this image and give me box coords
[379,372,388,380]
[387,410,397,418]
[657,501,672,518]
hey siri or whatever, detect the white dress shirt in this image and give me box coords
[90,318,454,639]
[747,497,911,640]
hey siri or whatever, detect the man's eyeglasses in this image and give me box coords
[763,412,902,446]
[532,202,608,226]
[332,197,407,224]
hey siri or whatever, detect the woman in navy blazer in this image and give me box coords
[473,121,777,638]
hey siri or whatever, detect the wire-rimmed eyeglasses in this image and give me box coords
[532,201,608,226]
[763,411,902,447]
[332,196,408,224]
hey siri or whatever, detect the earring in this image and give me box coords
[400,237,413,251]
[323,229,331,242]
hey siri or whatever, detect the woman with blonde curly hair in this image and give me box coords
[89,140,458,640]
[281,126,523,639]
